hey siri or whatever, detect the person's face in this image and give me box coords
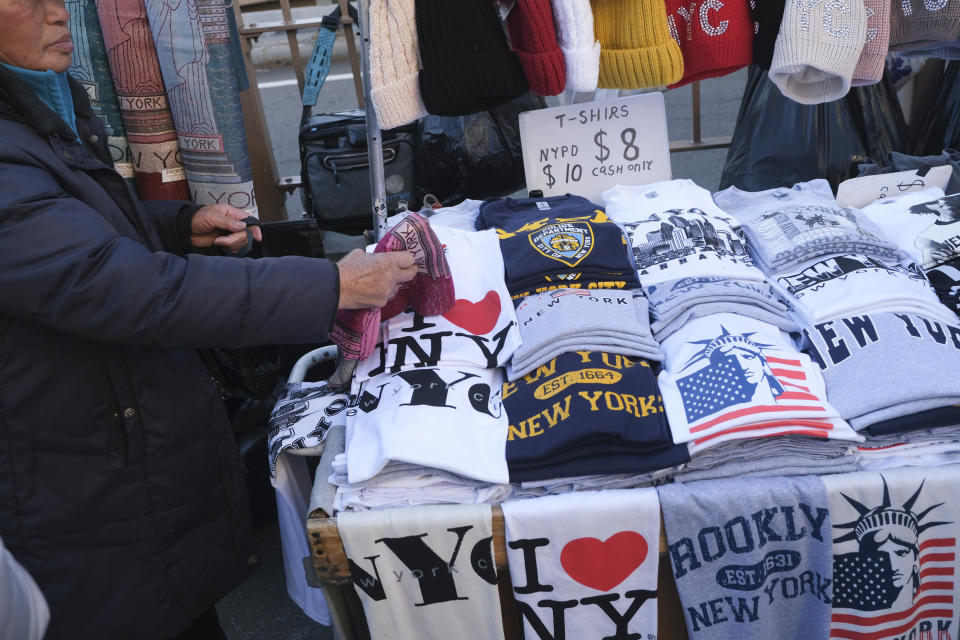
[0,0,72,73]
[877,534,918,590]
[729,347,765,383]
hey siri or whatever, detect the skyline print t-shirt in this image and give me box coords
[601,179,764,287]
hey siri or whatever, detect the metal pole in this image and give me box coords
[356,0,388,240]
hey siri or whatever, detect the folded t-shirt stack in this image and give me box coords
[506,288,660,381]
[713,178,903,273]
[329,453,511,512]
[798,310,960,431]
[859,189,960,270]
[672,434,858,483]
[645,276,795,341]
[601,179,794,339]
[770,253,958,326]
[602,179,762,286]
[505,467,674,499]
[344,223,522,490]
[856,426,960,470]
[657,312,861,455]
[503,350,689,482]
[476,194,640,299]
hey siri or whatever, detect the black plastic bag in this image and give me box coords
[913,61,960,157]
[719,65,908,192]
[415,93,546,206]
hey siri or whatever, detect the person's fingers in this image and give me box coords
[213,230,248,251]
[385,250,416,269]
[250,226,263,242]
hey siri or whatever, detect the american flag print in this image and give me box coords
[825,467,960,640]
[660,317,855,452]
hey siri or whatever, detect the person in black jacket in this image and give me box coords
[0,0,416,638]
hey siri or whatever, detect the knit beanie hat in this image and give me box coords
[416,0,529,116]
[889,0,960,53]
[851,0,890,87]
[369,0,427,129]
[769,0,867,105]
[506,0,567,96]
[550,0,601,91]
[664,0,753,88]
[591,0,684,89]
[749,0,786,70]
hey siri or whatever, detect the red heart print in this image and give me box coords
[560,531,649,592]
[441,290,501,335]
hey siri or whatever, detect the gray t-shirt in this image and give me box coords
[658,475,833,640]
[799,311,960,429]
[714,179,902,272]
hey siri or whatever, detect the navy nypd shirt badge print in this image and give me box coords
[528,220,595,268]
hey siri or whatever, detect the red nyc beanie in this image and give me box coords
[506,0,567,96]
[665,0,753,88]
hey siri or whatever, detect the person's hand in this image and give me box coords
[336,249,417,309]
[190,204,262,252]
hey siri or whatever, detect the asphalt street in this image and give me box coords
[214,23,749,639]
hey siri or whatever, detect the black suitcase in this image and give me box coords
[299,110,416,235]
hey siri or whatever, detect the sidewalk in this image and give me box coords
[243,5,353,68]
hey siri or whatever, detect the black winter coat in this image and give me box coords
[0,66,339,639]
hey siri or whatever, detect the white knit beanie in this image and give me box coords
[852,0,889,86]
[369,0,427,129]
[549,0,601,91]
[769,0,868,105]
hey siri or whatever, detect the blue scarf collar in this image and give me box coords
[0,62,77,136]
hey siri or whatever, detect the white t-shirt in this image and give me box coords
[346,366,510,484]
[770,253,957,325]
[657,313,859,453]
[386,199,483,232]
[859,188,960,269]
[601,179,763,287]
[355,226,521,381]
[501,489,661,640]
[337,504,505,640]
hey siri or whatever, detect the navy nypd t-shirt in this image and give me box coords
[503,350,688,482]
[477,196,640,298]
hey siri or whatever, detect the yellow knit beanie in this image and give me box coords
[591,0,684,89]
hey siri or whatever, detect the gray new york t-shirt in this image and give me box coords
[799,311,960,428]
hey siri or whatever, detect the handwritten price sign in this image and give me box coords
[519,93,672,202]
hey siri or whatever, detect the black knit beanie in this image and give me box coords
[750,0,786,70]
[416,0,529,115]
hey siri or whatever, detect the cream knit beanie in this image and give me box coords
[550,0,602,91]
[369,0,427,129]
[852,0,890,86]
[769,0,867,105]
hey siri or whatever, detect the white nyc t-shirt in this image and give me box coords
[601,179,763,287]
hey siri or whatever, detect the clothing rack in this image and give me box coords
[355,0,389,239]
